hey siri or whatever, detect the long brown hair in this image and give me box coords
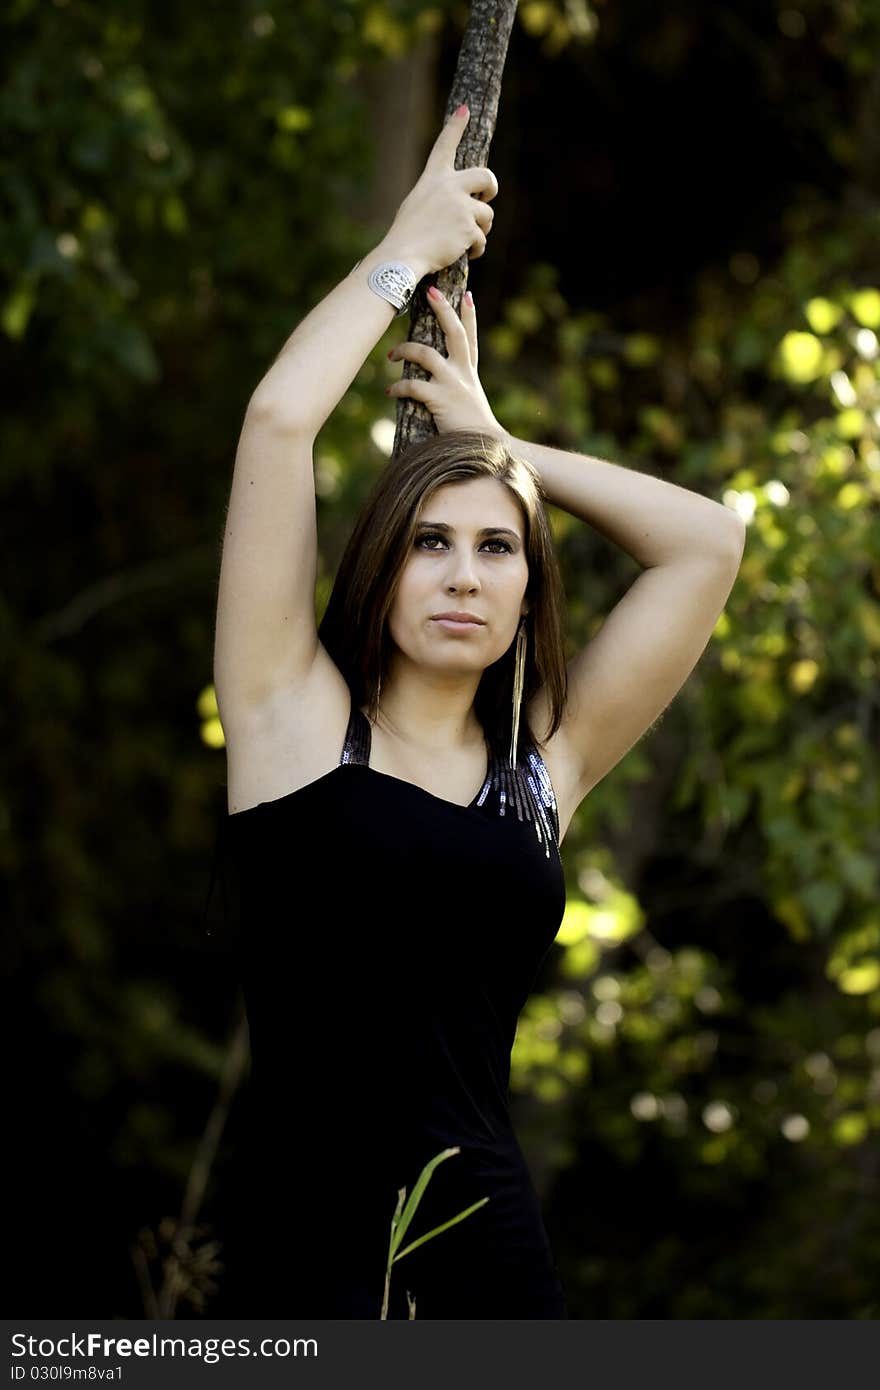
[317,429,569,758]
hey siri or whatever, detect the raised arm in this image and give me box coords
[212,236,424,723]
[247,236,429,433]
[213,107,497,725]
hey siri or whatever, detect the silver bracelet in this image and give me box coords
[351,258,418,317]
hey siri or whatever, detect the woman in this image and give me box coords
[206,107,745,1319]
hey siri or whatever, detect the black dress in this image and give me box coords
[208,688,569,1319]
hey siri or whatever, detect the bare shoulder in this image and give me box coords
[526,685,588,848]
[222,643,352,815]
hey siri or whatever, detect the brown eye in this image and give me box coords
[415,532,512,554]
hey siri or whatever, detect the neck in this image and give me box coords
[372,661,484,752]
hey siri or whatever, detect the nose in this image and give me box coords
[445,549,480,593]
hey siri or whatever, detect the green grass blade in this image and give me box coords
[387,1145,461,1259]
[392,1196,490,1262]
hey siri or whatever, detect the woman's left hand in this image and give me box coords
[385,287,505,437]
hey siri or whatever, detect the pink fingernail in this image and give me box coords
[428,286,440,299]
[455,104,468,117]
[465,290,473,305]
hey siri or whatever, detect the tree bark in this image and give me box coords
[392,0,519,460]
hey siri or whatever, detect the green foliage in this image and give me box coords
[493,130,880,1324]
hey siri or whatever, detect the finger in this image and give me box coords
[426,288,471,360]
[387,376,431,401]
[388,340,446,372]
[462,291,478,369]
[427,105,469,168]
[467,229,488,260]
[460,166,499,202]
[472,201,494,235]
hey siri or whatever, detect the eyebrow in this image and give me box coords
[416,521,522,541]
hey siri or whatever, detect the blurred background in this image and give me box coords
[4,0,880,1318]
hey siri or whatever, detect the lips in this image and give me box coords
[431,613,485,624]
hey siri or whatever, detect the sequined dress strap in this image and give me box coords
[337,694,560,859]
[339,699,370,766]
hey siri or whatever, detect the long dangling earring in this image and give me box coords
[509,615,528,770]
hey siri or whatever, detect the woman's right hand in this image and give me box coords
[385,107,498,278]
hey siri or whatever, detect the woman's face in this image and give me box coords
[387,477,530,676]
